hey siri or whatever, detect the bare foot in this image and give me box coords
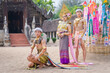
[39,64,44,68]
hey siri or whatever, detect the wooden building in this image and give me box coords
[0,0,53,46]
[42,15,77,39]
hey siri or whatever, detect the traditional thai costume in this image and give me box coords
[57,21,70,64]
[73,17,86,47]
[31,37,48,64]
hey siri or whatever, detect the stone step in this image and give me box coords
[11,44,30,46]
[10,33,30,47]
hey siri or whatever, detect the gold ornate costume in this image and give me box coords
[73,17,86,37]
[37,48,48,64]
[57,21,70,33]
[32,37,48,64]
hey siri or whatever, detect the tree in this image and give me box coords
[32,0,55,11]
[101,0,110,5]
[58,0,83,10]
[52,0,83,19]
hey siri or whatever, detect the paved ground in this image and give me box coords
[0,41,110,73]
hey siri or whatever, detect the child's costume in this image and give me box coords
[31,37,48,64]
[31,27,49,64]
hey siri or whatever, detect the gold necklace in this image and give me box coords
[36,37,40,40]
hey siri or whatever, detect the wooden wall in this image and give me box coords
[0,1,4,30]
[0,0,47,30]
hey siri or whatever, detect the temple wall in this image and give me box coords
[0,30,4,46]
[0,2,3,30]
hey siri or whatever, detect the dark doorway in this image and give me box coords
[8,11,23,33]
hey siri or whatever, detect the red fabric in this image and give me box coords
[90,0,92,3]
[83,1,87,5]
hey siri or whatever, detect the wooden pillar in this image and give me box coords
[56,31,58,39]
[51,32,53,38]
[39,13,42,27]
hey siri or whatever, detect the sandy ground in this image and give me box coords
[0,40,110,73]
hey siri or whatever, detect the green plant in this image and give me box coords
[47,38,50,43]
[102,0,110,5]
[32,0,55,12]
[52,38,57,43]
[52,0,84,19]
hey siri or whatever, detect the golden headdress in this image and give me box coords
[59,3,72,20]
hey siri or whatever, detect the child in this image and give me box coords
[73,9,86,63]
[27,27,48,68]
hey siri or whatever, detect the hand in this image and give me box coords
[72,38,75,41]
[28,53,33,57]
[29,53,32,56]
[60,33,64,38]
[35,57,39,60]
[79,37,82,41]
[58,34,61,37]
[35,55,39,60]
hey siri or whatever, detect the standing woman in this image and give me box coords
[57,13,71,64]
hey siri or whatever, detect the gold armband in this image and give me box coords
[81,34,84,37]
[69,29,71,32]
[43,46,46,49]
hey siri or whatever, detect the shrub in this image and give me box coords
[47,38,50,43]
[52,38,57,43]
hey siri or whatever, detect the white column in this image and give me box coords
[3,16,10,46]
[49,32,52,43]
[50,32,51,39]
[56,31,58,39]
[48,32,49,38]
[32,16,35,29]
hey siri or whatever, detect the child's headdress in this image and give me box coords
[76,9,83,13]
[34,27,43,33]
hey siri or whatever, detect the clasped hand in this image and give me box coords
[58,33,64,38]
